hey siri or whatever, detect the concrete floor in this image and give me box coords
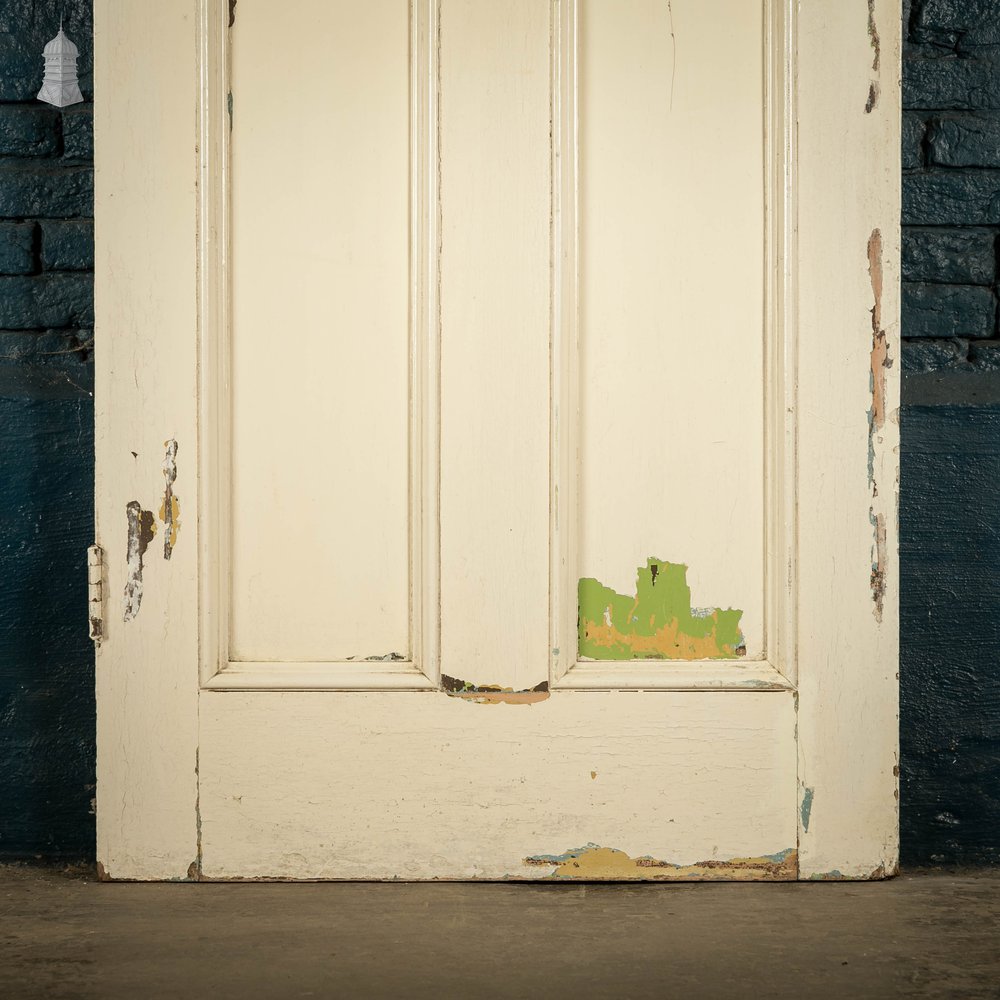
[1,867,998,1000]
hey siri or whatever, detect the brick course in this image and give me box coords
[903,2,1000,374]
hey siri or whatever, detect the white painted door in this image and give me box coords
[94,0,901,880]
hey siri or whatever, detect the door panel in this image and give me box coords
[577,0,766,662]
[229,1,411,662]
[95,0,901,881]
[200,691,797,880]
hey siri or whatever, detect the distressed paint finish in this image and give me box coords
[95,0,200,878]
[868,229,893,623]
[523,845,797,881]
[159,439,179,559]
[576,0,768,662]
[441,675,550,705]
[122,501,155,622]
[578,558,745,660]
[866,0,881,113]
[198,691,798,880]
[796,0,901,879]
[97,0,900,881]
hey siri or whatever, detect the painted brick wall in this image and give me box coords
[0,1,997,867]
[0,0,95,860]
[900,0,1000,865]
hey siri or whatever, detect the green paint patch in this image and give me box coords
[578,557,745,660]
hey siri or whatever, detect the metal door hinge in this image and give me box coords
[88,545,104,644]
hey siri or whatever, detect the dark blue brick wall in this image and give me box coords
[901,0,1000,865]
[0,0,94,861]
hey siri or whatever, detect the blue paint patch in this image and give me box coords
[761,848,796,864]
[801,787,815,833]
[526,843,602,865]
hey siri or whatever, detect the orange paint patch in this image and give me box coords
[581,615,742,660]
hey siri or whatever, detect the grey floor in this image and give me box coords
[1,867,998,1000]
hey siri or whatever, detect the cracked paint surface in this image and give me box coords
[578,558,745,660]
[159,439,180,560]
[123,501,156,622]
[441,674,550,705]
[523,845,797,881]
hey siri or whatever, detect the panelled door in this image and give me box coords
[94,0,901,880]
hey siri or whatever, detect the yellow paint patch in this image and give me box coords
[524,845,797,881]
[158,496,181,550]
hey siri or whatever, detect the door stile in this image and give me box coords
[794,0,901,878]
[95,0,203,879]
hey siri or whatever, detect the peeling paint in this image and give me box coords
[868,228,891,485]
[123,501,156,623]
[866,0,880,112]
[867,229,891,622]
[870,508,887,623]
[865,82,880,115]
[441,674,550,705]
[808,863,895,882]
[579,558,745,660]
[800,786,815,833]
[159,439,180,560]
[523,844,797,881]
[866,0,881,73]
[228,0,237,28]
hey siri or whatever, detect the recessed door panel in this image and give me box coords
[577,0,765,662]
[228,0,411,662]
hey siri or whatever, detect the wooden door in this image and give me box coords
[94,0,901,880]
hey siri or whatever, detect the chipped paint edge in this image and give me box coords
[522,844,799,881]
[441,674,550,705]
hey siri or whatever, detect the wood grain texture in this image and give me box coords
[94,0,200,878]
